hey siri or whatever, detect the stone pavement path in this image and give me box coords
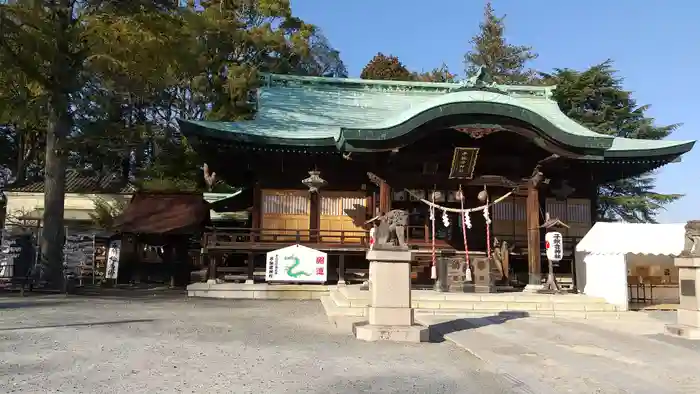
[419,313,700,394]
[0,295,520,394]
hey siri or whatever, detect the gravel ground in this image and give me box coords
[0,294,522,394]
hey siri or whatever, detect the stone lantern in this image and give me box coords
[302,170,326,193]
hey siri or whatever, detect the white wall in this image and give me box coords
[579,252,629,311]
[4,192,131,225]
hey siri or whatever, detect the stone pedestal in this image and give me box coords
[666,257,700,339]
[468,256,496,293]
[436,256,463,292]
[353,249,429,343]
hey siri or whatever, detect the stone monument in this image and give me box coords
[354,210,429,343]
[666,220,700,339]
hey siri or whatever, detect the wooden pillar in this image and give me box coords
[379,180,391,214]
[246,252,254,284]
[526,184,541,285]
[590,184,598,225]
[337,254,346,285]
[309,191,320,243]
[204,248,215,283]
[251,182,262,242]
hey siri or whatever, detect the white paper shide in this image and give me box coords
[265,244,327,283]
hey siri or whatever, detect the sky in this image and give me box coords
[291,0,700,224]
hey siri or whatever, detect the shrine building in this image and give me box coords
[179,71,695,289]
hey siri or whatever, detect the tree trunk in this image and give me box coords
[16,130,26,183]
[40,105,71,288]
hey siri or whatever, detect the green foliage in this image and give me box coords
[547,61,682,222]
[463,2,538,84]
[0,0,348,194]
[136,137,202,192]
[89,196,128,230]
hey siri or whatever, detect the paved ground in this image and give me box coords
[420,311,700,394]
[0,294,521,394]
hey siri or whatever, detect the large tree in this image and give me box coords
[464,2,681,223]
[0,1,348,273]
[360,53,412,81]
[0,0,184,287]
[463,2,538,84]
[546,61,681,222]
[361,53,456,82]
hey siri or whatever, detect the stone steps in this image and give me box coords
[321,285,622,328]
[411,299,617,312]
[414,309,621,319]
[187,282,329,300]
[337,285,611,305]
[320,295,367,331]
[321,295,366,317]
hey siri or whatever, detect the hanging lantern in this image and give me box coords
[302,169,327,192]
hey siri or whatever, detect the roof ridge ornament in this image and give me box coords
[452,66,507,94]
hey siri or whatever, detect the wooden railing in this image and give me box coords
[204,227,369,248]
[205,225,446,249]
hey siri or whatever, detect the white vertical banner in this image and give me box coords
[105,240,121,280]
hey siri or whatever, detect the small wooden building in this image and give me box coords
[113,192,210,286]
[178,72,695,288]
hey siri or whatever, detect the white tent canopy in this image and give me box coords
[576,222,685,256]
[575,222,685,310]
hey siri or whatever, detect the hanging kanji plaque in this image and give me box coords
[448,147,479,179]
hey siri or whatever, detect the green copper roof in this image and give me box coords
[179,73,695,158]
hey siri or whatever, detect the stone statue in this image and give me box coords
[362,209,410,291]
[367,209,409,249]
[681,220,700,257]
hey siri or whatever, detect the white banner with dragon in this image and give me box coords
[265,244,328,283]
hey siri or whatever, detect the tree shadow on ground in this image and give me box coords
[306,371,531,394]
[71,284,187,300]
[0,299,74,310]
[0,318,156,332]
[428,311,530,343]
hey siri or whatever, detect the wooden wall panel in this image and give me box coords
[261,189,310,241]
[492,196,527,241]
[544,198,591,237]
[320,191,368,243]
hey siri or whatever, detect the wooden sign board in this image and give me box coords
[449,147,479,179]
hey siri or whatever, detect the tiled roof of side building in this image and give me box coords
[5,170,136,194]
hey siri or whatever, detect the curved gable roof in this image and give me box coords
[179,73,695,159]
